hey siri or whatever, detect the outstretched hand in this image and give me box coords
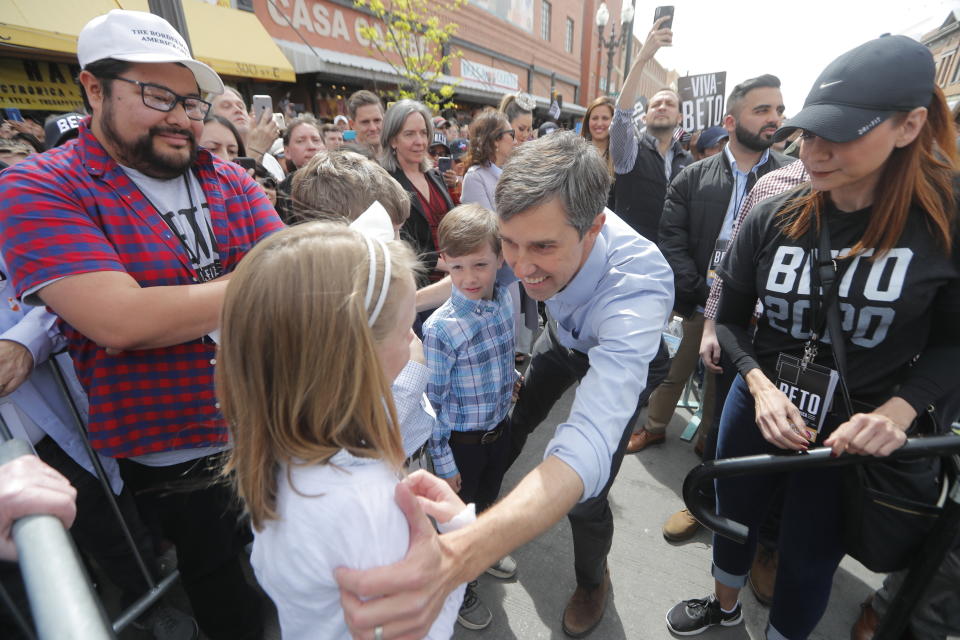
[638,16,673,62]
[336,480,459,640]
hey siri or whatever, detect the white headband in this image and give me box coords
[362,236,391,327]
[350,201,395,326]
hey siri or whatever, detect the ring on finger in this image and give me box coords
[374,626,384,640]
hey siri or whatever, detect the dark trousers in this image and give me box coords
[0,436,159,639]
[118,455,263,640]
[508,323,670,587]
[451,417,512,513]
[713,375,846,640]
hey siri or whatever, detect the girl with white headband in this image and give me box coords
[216,221,473,639]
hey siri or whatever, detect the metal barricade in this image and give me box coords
[682,434,960,640]
[0,356,184,637]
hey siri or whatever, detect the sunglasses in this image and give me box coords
[428,147,449,157]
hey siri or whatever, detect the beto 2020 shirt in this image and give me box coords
[718,185,960,402]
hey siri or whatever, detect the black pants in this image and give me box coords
[508,323,669,587]
[118,455,263,640]
[0,437,159,639]
[451,417,512,513]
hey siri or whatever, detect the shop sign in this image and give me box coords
[0,59,83,111]
[461,59,519,91]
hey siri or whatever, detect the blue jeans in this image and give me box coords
[712,375,846,640]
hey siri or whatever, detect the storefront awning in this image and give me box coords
[274,38,585,115]
[0,0,294,84]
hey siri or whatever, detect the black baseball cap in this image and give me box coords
[774,35,934,143]
[430,131,449,152]
[44,112,84,150]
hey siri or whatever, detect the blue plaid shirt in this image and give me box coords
[424,284,515,478]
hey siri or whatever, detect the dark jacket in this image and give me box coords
[659,149,795,317]
[390,167,455,285]
[612,134,692,244]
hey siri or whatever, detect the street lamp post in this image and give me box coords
[595,1,635,96]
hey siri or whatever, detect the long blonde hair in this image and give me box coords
[218,222,418,530]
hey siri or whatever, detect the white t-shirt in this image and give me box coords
[251,450,469,640]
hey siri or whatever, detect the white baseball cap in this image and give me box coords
[78,9,224,95]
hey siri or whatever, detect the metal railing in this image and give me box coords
[0,356,184,638]
[683,434,960,640]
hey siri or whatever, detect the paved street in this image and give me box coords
[455,384,885,640]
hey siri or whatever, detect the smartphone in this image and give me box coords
[3,108,24,122]
[343,130,357,141]
[654,5,674,29]
[251,95,272,123]
[272,113,285,129]
[234,156,257,171]
[438,156,452,173]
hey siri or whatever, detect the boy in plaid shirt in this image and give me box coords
[423,203,517,630]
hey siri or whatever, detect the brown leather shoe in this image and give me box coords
[748,546,777,607]
[851,595,878,640]
[625,428,665,453]
[562,568,611,637]
[663,508,701,541]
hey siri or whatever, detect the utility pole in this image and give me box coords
[147,0,193,53]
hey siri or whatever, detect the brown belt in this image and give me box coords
[449,419,507,446]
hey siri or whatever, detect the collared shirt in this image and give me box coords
[720,144,771,243]
[0,119,284,457]
[507,210,674,500]
[704,161,810,319]
[696,145,772,314]
[609,107,679,179]
[391,360,436,458]
[0,257,122,493]
[424,284,514,478]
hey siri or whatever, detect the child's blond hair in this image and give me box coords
[217,222,418,530]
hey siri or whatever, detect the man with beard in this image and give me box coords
[625,75,793,460]
[610,17,693,245]
[0,10,283,640]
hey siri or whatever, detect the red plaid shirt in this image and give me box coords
[0,120,284,457]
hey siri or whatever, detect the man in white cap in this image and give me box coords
[0,9,284,639]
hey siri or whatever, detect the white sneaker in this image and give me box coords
[485,554,517,579]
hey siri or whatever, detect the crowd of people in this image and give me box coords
[0,7,958,640]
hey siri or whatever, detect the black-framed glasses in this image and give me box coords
[106,76,211,121]
[496,129,516,140]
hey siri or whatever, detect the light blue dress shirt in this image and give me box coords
[0,258,122,493]
[503,210,674,500]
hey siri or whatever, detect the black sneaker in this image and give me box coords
[665,594,742,635]
[457,580,492,630]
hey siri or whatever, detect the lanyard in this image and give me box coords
[134,173,221,277]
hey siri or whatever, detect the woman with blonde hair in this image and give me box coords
[218,222,473,639]
[667,35,960,639]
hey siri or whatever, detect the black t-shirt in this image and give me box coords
[718,185,960,399]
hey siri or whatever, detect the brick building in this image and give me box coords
[922,10,960,109]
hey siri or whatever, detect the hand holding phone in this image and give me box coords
[251,95,273,124]
[653,5,674,30]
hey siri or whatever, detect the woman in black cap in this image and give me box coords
[666,35,959,639]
